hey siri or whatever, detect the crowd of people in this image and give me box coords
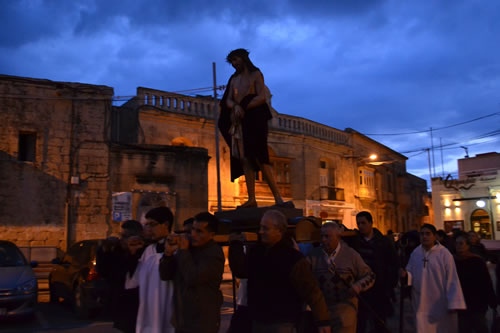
[96,207,499,333]
[97,207,224,333]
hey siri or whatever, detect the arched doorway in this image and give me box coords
[470,209,492,239]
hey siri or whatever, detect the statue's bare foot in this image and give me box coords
[237,200,258,209]
[274,200,295,208]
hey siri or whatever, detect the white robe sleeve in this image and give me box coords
[405,250,417,286]
[124,246,148,290]
[125,269,139,289]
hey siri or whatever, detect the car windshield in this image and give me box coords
[0,243,27,267]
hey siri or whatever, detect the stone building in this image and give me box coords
[0,73,431,250]
[114,87,432,232]
[432,152,500,239]
[0,75,113,249]
[0,75,209,249]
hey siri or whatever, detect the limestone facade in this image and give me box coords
[109,143,209,230]
[0,75,113,249]
[114,87,432,233]
[0,75,210,249]
[0,73,430,250]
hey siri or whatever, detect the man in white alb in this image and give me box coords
[401,223,465,333]
[125,207,175,333]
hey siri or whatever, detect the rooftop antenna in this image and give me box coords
[460,146,469,158]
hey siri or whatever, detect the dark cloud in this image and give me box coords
[1,0,499,186]
[0,1,75,47]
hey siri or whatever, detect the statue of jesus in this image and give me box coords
[219,49,289,209]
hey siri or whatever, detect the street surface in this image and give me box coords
[2,274,497,333]
[0,281,412,333]
[0,282,234,333]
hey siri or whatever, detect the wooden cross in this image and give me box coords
[423,257,429,268]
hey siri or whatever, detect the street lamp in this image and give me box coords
[343,153,397,166]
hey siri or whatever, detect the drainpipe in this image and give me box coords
[65,92,77,251]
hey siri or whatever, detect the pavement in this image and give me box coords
[5,277,498,333]
[0,282,235,333]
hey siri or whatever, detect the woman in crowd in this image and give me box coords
[454,232,496,333]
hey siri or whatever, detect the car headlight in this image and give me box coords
[16,279,37,295]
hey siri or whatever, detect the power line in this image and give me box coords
[401,128,500,155]
[363,111,500,136]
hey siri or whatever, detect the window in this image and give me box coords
[18,132,37,162]
[274,161,290,184]
[359,169,374,187]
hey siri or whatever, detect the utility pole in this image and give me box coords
[213,62,222,212]
[427,148,433,191]
[440,137,444,178]
[430,127,436,177]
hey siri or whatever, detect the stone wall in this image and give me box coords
[0,75,113,249]
[110,144,209,230]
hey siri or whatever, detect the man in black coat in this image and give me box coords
[229,209,331,333]
[96,220,143,333]
[159,212,225,333]
[352,211,399,333]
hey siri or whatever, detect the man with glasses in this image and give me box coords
[125,207,176,333]
[401,223,465,333]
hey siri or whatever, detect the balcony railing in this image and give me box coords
[135,87,351,147]
[137,87,217,120]
[320,186,345,201]
[272,115,351,147]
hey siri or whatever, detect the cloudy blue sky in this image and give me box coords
[1,0,499,187]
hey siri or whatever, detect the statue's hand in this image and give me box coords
[234,104,244,119]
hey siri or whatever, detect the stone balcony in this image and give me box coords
[271,114,351,147]
[136,87,351,147]
[137,87,217,120]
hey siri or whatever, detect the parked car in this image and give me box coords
[0,240,38,319]
[49,239,108,319]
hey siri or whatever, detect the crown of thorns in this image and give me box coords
[226,48,250,62]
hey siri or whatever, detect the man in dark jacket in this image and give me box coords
[352,211,399,333]
[229,209,331,333]
[159,212,225,333]
[96,220,143,333]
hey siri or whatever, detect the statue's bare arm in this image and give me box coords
[245,71,266,110]
[226,80,236,109]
